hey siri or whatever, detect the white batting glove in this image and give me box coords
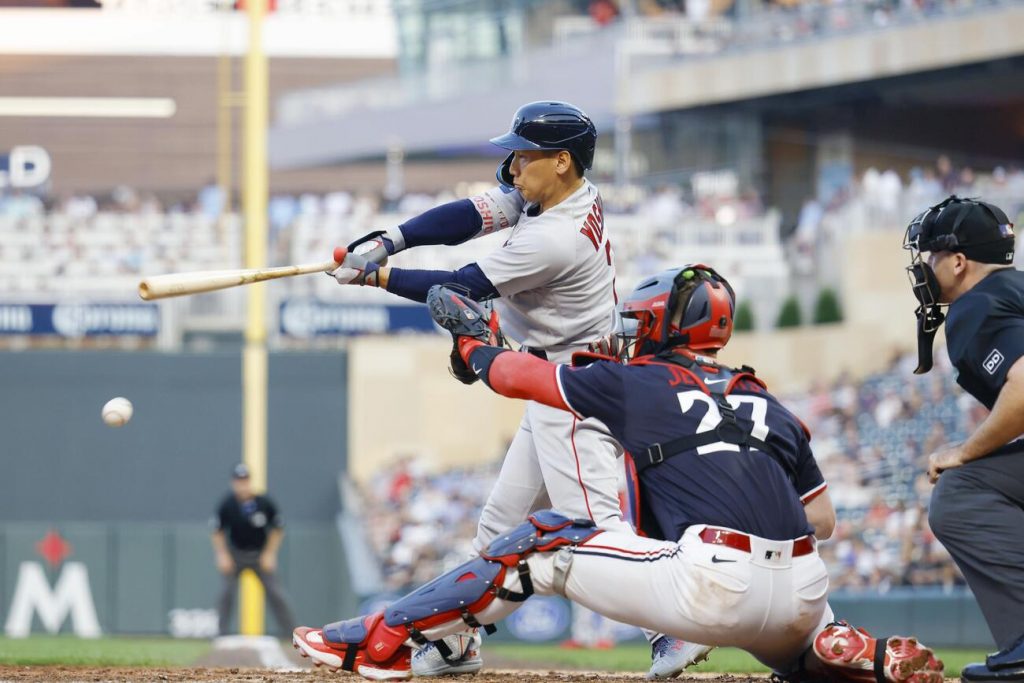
[329,247,382,287]
[348,229,405,267]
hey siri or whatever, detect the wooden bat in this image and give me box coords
[138,260,340,300]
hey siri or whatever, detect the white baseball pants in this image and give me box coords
[431,525,833,673]
[473,399,633,552]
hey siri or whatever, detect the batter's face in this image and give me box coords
[508,149,573,206]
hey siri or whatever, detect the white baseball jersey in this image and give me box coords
[463,180,632,554]
[471,180,618,360]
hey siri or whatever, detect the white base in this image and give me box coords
[213,634,301,670]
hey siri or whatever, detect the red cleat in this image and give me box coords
[813,621,944,683]
[293,612,412,681]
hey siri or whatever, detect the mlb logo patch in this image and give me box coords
[983,349,1005,375]
[999,223,1015,238]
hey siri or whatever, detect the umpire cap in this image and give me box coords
[491,101,597,187]
[908,195,1015,265]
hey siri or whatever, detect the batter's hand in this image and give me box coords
[329,247,382,286]
[259,552,277,573]
[348,230,397,268]
[927,444,966,484]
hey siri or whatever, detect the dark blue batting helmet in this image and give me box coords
[491,101,597,187]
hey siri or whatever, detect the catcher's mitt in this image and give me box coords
[426,285,504,385]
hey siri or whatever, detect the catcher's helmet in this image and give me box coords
[620,265,735,358]
[491,101,597,187]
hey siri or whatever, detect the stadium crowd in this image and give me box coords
[1,157,1019,299]
[355,346,975,595]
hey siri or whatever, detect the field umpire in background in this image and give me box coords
[905,195,1023,682]
[211,463,297,637]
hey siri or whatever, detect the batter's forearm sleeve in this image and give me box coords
[398,199,483,247]
[462,340,567,410]
[386,263,499,303]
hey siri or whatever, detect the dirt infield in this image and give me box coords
[0,668,767,683]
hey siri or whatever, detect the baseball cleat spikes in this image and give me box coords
[813,621,944,683]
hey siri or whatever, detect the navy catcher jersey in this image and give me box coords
[557,357,825,542]
[945,268,1024,410]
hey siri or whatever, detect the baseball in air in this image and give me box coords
[101,397,133,427]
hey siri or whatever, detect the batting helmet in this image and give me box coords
[491,101,597,187]
[620,265,736,358]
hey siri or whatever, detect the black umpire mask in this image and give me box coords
[903,195,1015,374]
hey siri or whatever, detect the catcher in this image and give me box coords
[294,265,944,683]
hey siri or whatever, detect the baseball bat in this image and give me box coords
[138,259,340,300]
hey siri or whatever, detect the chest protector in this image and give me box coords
[631,353,798,483]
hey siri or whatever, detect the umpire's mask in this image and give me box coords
[903,195,1015,374]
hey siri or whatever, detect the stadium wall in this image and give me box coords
[0,350,357,635]
[0,521,350,637]
[0,350,347,522]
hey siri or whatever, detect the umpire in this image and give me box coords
[211,463,297,637]
[904,195,1023,681]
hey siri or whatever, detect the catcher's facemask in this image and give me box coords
[619,264,735,360]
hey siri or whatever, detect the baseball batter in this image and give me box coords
[293,266,944,683]
[329,101,702,677]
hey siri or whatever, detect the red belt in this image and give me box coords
[699,527,815,557]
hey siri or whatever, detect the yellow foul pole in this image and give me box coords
[240,0,268,637]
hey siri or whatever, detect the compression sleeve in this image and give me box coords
[460,339,567,410]
[386,263,499,303]
[397,188,524,248]
[398,199,483,248]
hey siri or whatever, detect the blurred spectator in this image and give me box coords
[0,190,44,218]
[936,154,957,193]
[792,196,823,274]
[197,179,226,221]
[589,0,620,24]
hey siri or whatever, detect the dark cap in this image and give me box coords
[232,463,250,479]
[910,195,1015,264]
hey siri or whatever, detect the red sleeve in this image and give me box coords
[459,338,569,411]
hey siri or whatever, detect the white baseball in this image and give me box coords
[102,397,133,427]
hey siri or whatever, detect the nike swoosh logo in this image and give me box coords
[704,378,729,386]
[472,365,483,374]
[710,555,736,563]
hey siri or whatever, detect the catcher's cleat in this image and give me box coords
[412,632,483,677]
[293,613,412,681]
[647,636,713,680]
[813,621,944,683]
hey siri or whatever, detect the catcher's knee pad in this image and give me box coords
[812,621,944,683]
[383,510,601,643]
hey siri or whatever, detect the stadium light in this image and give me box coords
[0,97,176,118]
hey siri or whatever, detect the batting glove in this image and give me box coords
[348,229,404,268]
[329,246,382,287]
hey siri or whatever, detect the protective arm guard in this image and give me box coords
[317,510,601,673]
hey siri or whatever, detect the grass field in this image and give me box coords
[0,636,210,667]
[0,636,988,677]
